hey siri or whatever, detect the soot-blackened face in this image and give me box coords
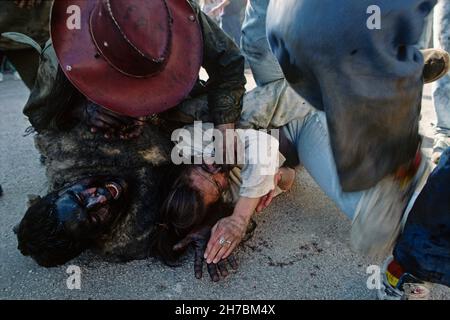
[53,176,128,240]
[188,164,230,208]
[16,176,130,267]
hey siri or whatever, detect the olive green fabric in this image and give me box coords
[23,40,58,130]
[0,0,52,51]
[189,0,247,125]
[0,0,52,88]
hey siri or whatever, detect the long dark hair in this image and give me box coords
[149,165,233,264]
[150,165,205,263]
[16,192,88,267]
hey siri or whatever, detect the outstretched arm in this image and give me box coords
[204,166,296,264]
[204,196,259,265]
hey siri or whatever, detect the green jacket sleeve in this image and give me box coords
[192,2,246,125]
[22,40,60,132]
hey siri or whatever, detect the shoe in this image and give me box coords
[0,72,3,82]
[378,256,431,300]
[422,48,450,84]
[432,133,450,164]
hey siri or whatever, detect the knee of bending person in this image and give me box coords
[242,38,284,86]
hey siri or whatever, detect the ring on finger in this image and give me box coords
[219,237,232,246]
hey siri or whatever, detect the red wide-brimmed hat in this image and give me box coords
[50,0,203,117]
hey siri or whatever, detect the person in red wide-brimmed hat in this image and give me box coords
[23,0,246,140]
[13,0,246,270]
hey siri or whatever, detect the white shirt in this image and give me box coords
[172,122,284,200]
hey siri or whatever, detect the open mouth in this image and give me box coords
[105,182,122,200]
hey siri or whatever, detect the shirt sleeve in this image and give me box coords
[193,1,247,125]
[238,129,281,198]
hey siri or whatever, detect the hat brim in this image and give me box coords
[51,0,203,117]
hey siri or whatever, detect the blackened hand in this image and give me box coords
[173,226,210,279]
[84,101,144,139]
[173,226,238,281]
[205,256,238,282]
[117,117,147,140]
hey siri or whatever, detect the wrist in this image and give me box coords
[233,208,253,225]
[233,197,259,224]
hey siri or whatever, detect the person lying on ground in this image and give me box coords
[150,121,296,281]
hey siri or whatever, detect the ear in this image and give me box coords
[27,194,42,208]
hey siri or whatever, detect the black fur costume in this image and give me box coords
[34,122,173,262]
